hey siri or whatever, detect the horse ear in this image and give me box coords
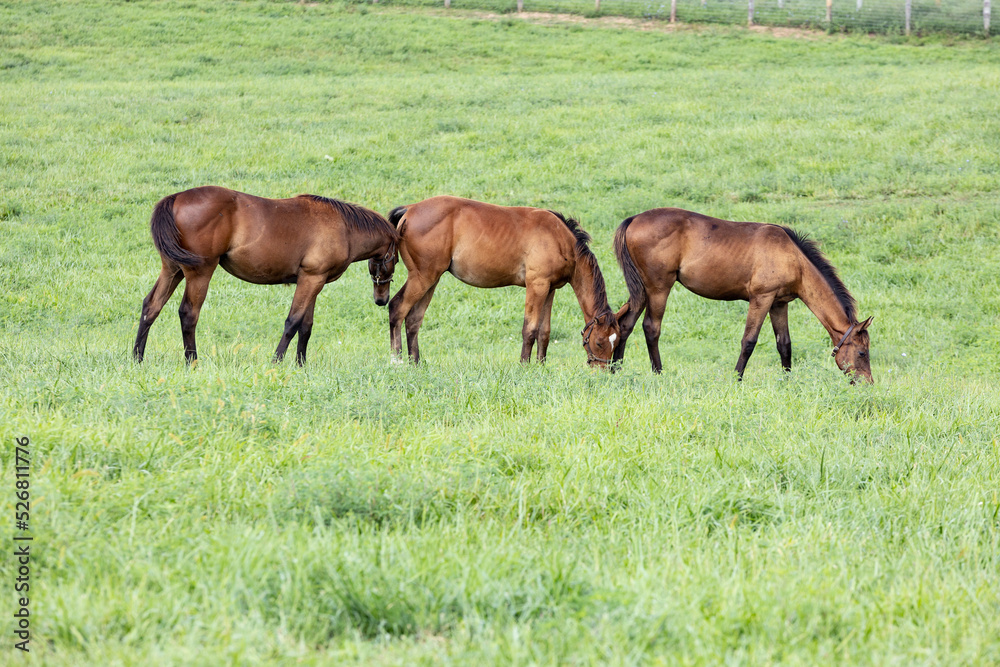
[615,303,629,324]
[859,316,874,331]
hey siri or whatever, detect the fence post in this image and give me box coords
[595,0,600,12]
[445,0,450,7]
[856,0,862,10]
[517,0,523,11]
[905,0,911,34]
[778,0,783,10]
[748,0,754,25]
[986,0,991,34]
[826,0,832,25]
[671,0,677,22]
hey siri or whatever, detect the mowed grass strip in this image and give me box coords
[1,1,999,664]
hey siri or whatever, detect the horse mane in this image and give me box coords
[780,226,857,323]
[548,210,612,316]
[301,194,400,244]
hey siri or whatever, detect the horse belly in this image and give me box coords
[449,262,522,288]
[678,259,751,301]
[449,253,524,288]
[683,281,747,301]
[219,252,298,285]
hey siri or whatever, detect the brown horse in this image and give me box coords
[386,196,620,367]
[133,186,399,365]
[613,208,873,382]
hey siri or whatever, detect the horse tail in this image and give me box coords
[388,205,408,237]
[150,194,201,267]
[614,215,646,313]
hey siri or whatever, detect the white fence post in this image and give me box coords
[826,0,832,25]
[905,0,911,34]
[986,0,992,34]
[671,0,677,22]
[748,0,754,25]
[856,0,862,10]
[445,0,450,7]
[595,0,600,12]
[517,0,523,11]
[778,0,784,9]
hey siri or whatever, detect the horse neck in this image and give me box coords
[569,253,608,322]
[798,262,853,343]
[351,229,394,262]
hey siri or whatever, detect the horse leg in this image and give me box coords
[178,260,218,365]
[274,273,327,365]
[295,299,317,367]
[612,299,645,365]
[643,282,673,374]
[769,301,792,372]
[520,280,550,363]
[295,269,346,366]
[134,265,183,362]
[404,281,439,364]
[388,273,440,362]
[734,294,776,380]
[535,288,557,363]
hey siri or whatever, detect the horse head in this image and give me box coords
[368,245,398,307]
[832,316,874,384]
[582,311,620,370]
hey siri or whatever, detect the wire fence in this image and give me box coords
[366,0,992,35]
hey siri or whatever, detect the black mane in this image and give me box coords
[302,194,399,243]
[549,210,612,315]
[781,226,857,322]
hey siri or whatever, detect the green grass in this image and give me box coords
[2,1,1000,664]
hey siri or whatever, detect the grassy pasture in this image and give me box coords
[2,1,1000,664]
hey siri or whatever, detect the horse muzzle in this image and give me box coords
[587,356,613,370]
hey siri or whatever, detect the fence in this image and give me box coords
[372,0,992,35]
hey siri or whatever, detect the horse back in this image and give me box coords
[170,186,354,281]
[401,196,577,288]
[626,208,802,301]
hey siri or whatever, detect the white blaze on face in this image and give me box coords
[609,333,617,347]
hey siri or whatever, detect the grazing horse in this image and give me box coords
[386,196,620,367]
[133,186,399,366]
[613,208,873,382]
